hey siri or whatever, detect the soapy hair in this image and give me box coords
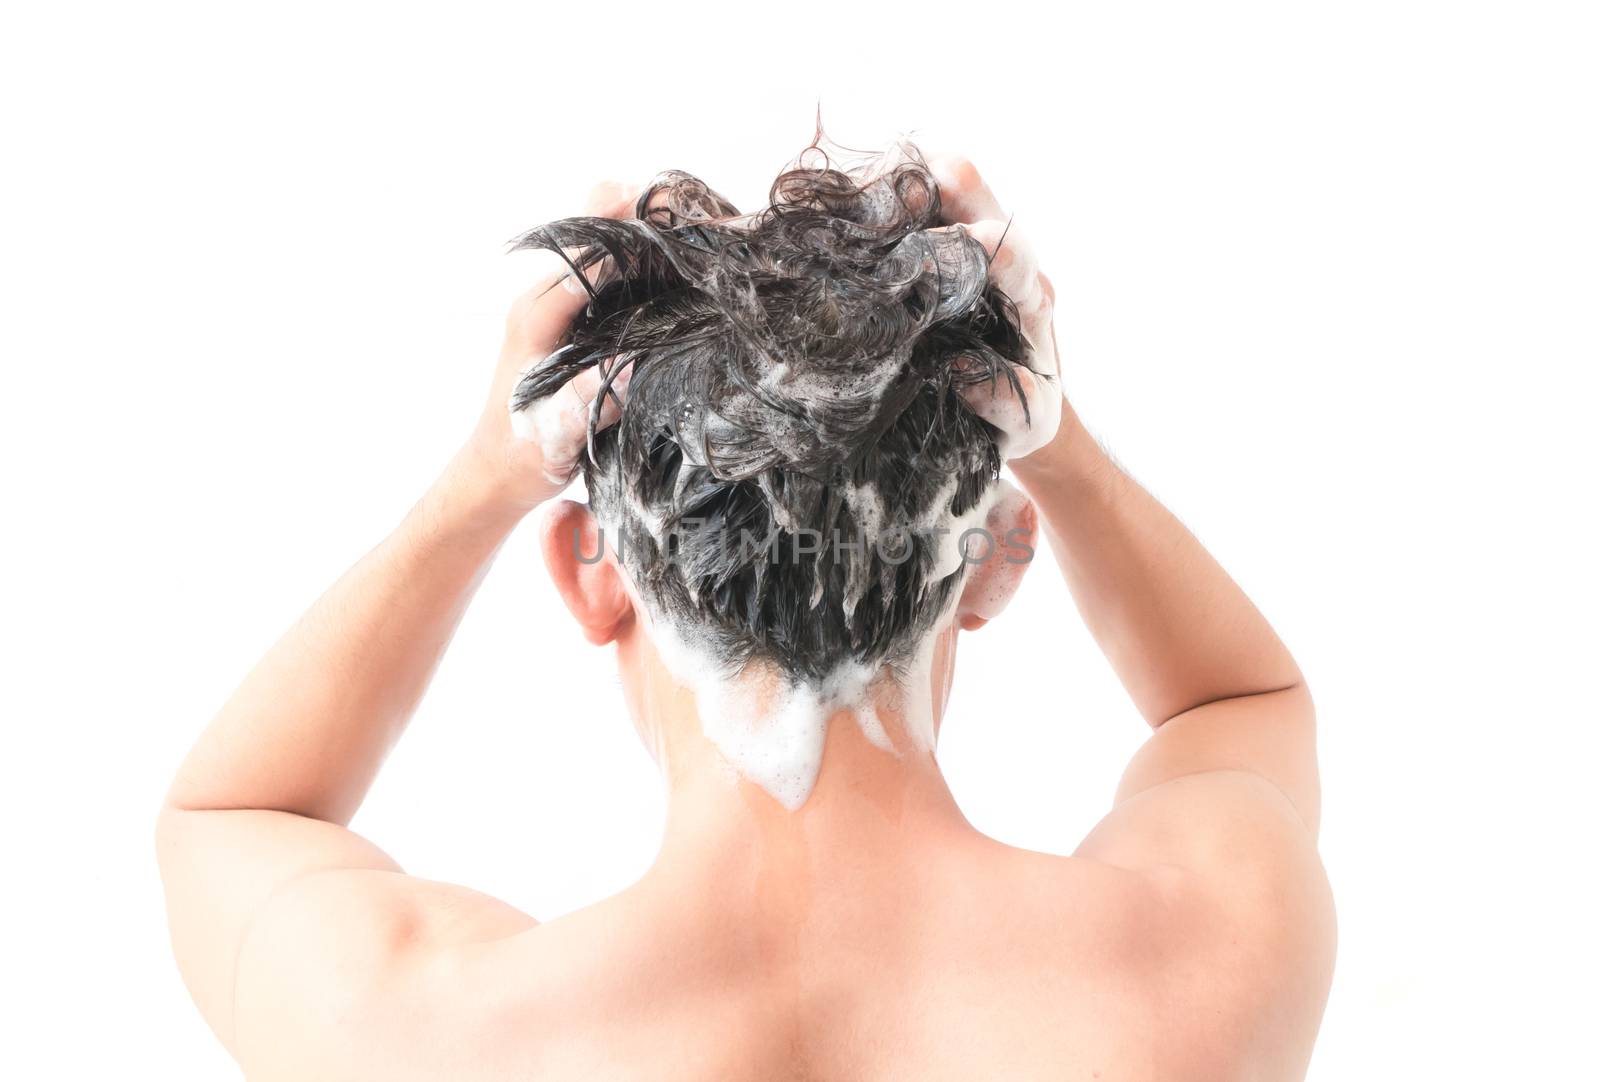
[511,135,1037,683]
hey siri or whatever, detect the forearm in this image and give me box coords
[1011,402,1303,726]
[164,443,526,824]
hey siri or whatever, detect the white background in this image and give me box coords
[3,1,1596,1077]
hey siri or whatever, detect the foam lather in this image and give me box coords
[508,134,1046,808]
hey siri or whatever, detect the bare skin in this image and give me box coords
[158,161,1334,1081]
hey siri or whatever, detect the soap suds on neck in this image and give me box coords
[646,620,903,811]
[615,480,1008,810]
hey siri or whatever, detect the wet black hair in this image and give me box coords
[511,133,1036,683]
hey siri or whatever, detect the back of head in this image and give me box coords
[512,136,1035,685]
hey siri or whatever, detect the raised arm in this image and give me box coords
[156,182,637,1063]
[1009,402,1317,811]
[930,154,1319,835]
[934,156,1333,1075]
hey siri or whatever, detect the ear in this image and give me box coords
[956,480,1038,632]
[539,499,632,645]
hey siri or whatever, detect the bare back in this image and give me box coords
[227,766,1333,1082]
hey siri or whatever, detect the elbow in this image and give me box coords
[153,802,176,876]
[1152,677,1310,730]
[153,800,192,884]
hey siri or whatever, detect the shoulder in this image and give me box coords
[1076,770,1337,1070]
[1081,768,1335,973]
[230,868,540,1079]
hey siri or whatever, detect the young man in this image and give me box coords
[158,151,1334,1080]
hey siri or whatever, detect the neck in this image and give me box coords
[659,699,971,867]
[619,624,975,882]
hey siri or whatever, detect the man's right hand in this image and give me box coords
[929,155,1065,462]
